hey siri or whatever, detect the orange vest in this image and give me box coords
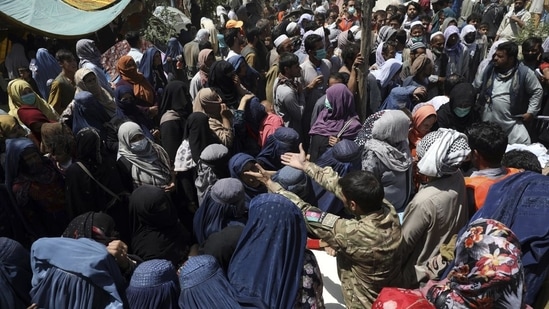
[465,168,521,211]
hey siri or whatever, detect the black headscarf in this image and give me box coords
[184,112,222,163]
[114,85,155,134]
[68,126,128,220]
[208,60,239,108]
[75,127,103,166]
[159,80,193,119]
[62,212,117,245]
[437,83,480,133]
[199,225,244,272]
[129,185,191,267]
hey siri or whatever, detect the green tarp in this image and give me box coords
[0,0,131,38]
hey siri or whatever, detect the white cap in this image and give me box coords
[286,22,298,35]
[430,31,443,41]
[274,35,290,48]
[315,6,327,14]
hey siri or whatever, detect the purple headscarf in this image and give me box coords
[444,25,463,56]
[309,84,362,138]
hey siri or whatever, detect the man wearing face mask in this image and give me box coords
[338,0,359,31]
[408,22,425,46]
[300,33,331,149]
[522,37,543,71]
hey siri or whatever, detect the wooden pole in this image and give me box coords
[358,0,374,122]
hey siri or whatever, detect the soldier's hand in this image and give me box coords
[281,143,308,170]
[244,164,276,185]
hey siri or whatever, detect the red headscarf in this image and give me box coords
[17,105,53,142]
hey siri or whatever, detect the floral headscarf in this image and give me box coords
[426,219,526,309]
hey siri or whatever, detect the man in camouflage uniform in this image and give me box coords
[248,145,402,308]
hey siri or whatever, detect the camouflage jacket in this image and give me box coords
[267,162,402,308]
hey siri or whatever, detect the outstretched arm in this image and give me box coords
[245,164,343,249]
[280,143,346,201]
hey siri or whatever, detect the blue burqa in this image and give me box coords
[228,193,306,309]
[30,237,127,309]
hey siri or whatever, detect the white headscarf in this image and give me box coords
[371,58,403,88]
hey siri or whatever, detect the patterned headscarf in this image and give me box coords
[426,219,525,308]
[355,110,412,173]
[416,128,470,177]
[62,212,117,245]
[376,26,397,48]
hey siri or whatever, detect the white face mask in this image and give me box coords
[130,138,148,152]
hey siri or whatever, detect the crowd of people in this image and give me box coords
[1,0,549,307]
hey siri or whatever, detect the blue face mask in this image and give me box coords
[411,36,423,43]
[20,93,36,105]
[324,97,332,110]
[315,48,327,60]
[348,6,356,15]
[454,106,471,117]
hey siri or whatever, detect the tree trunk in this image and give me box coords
[358,0,374,122]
